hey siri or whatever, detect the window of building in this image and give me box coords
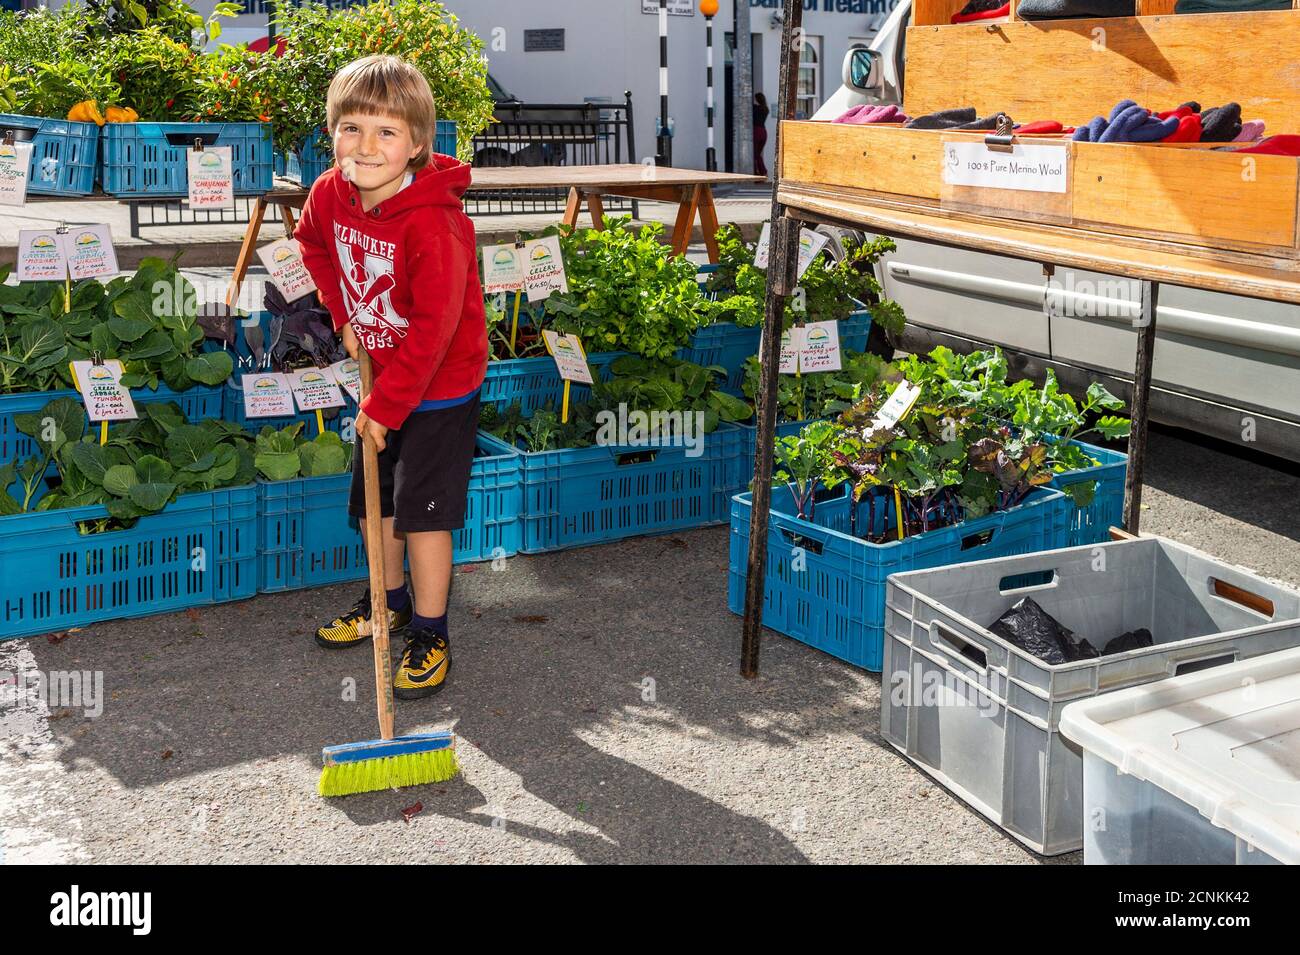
[796,35,822,120]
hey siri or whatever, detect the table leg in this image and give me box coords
[670,185,701,257]
[697,186,721,263]
[562,187,582,229]
[226,196,268,309]
[1123,280,1159,534]
[586,191,607,230]
[282,204,298,237]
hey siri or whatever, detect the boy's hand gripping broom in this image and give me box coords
[318,348,460,797]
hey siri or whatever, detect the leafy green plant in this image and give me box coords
[483,293,548,361]
[269,0,495,159]
[594,356,752,434]
[0,257,233,395]
[480,401,598,453]
[772,419,838,520]
[543,219,713,360]
[741,349,889,423]
[2,399,351,530]
[774,346,1131,542]
[706,224,906,341]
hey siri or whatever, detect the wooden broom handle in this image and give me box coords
[359,349,394,741]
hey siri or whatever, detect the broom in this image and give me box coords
[318,348,460,797]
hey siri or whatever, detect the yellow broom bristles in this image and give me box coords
[318,748,460,797]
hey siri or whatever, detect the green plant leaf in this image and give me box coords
[69,442,112,485]
[134,454,174,484]
[165,425,218,469]
[128,482,176,512]
[108,296,155,343]
[184,350,234,385]
[255,450,301,481]
[103,463,139,498]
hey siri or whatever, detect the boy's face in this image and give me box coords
[332,112,423,192]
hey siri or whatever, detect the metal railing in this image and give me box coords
[467,92,638,217]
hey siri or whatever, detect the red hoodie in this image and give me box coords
[294,155,488,431]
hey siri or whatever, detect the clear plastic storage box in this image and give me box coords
[1061,647,1300,865]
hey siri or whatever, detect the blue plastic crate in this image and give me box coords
[289,120,458,188]
[255,436,522,592]
[1047,438,1127,547]
[481,422,747,553]
[0,484,258,640]
[100,122,274,196]
[1,384,224,503]
[679,307,874,393]
[0,113,99,196]
[727,484,1072,671]
[482,351,625,414]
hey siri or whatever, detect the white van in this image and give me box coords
[811,2,1300,464]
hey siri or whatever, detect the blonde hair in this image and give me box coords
[326,55,437,169]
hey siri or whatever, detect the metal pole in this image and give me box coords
[741,0,802,679]
[705,14,717,172]
[657,0,673,167]
[1123,280,1159,534]
[734,0,754,174]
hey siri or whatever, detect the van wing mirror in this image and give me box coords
[844,48,882,93]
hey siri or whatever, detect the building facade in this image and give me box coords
[204,0,900,174]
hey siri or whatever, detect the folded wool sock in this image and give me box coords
[1016,0,1134,18]
[952,1,1011,22]
[1175,0,1289,12]
[855,104,906,124]
[1234,120,1266,142]
[904,106,977,130]
[1234,135,1300,157]
[1155,103,1200,120]
[953,114,1007,131]
[1095,103,1179,143]
[1199,102,1242,142]
[1073,101,1134,142]
[832,104,868,123]
[1016,120,1065,134]
[1161,114,1203,143]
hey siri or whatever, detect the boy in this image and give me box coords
[294,55,488,699]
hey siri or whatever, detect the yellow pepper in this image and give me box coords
[67,100,106,126]
[105,106,138,123]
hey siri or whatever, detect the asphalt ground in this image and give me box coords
[1,421,1296,864]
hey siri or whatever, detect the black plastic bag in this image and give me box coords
[989,597,1098,665]
[1103,628,1154,655]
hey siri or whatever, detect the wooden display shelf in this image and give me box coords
[904,11,1299,134]
[776,181,1300,302]
[780,120,1299,258]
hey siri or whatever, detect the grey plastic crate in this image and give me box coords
[882,536,1300,856]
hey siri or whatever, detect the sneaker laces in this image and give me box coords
[340,589,371,624]
[403,629,447,667]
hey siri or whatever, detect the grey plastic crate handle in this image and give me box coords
[927,620,989,671]
[998,569,1059,595]
[1207,576,1275,620]
[1171,649,1239,677]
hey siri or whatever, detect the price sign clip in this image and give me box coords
[193,137,204,153]
[984,113,1017,153]
[1,128,13,147]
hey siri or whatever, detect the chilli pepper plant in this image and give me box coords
[772,347,1130,541]
[0,258,233,395]
[269,0,495,159]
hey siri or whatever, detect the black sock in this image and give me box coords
[387,585,410,612]
[411,611,448,638]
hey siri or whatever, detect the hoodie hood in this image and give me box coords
[330,153,470,222]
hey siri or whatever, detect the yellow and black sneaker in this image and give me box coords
[314,589,411,649]
[393,628,451,700]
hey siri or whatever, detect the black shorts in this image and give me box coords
[349,393,481,533]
